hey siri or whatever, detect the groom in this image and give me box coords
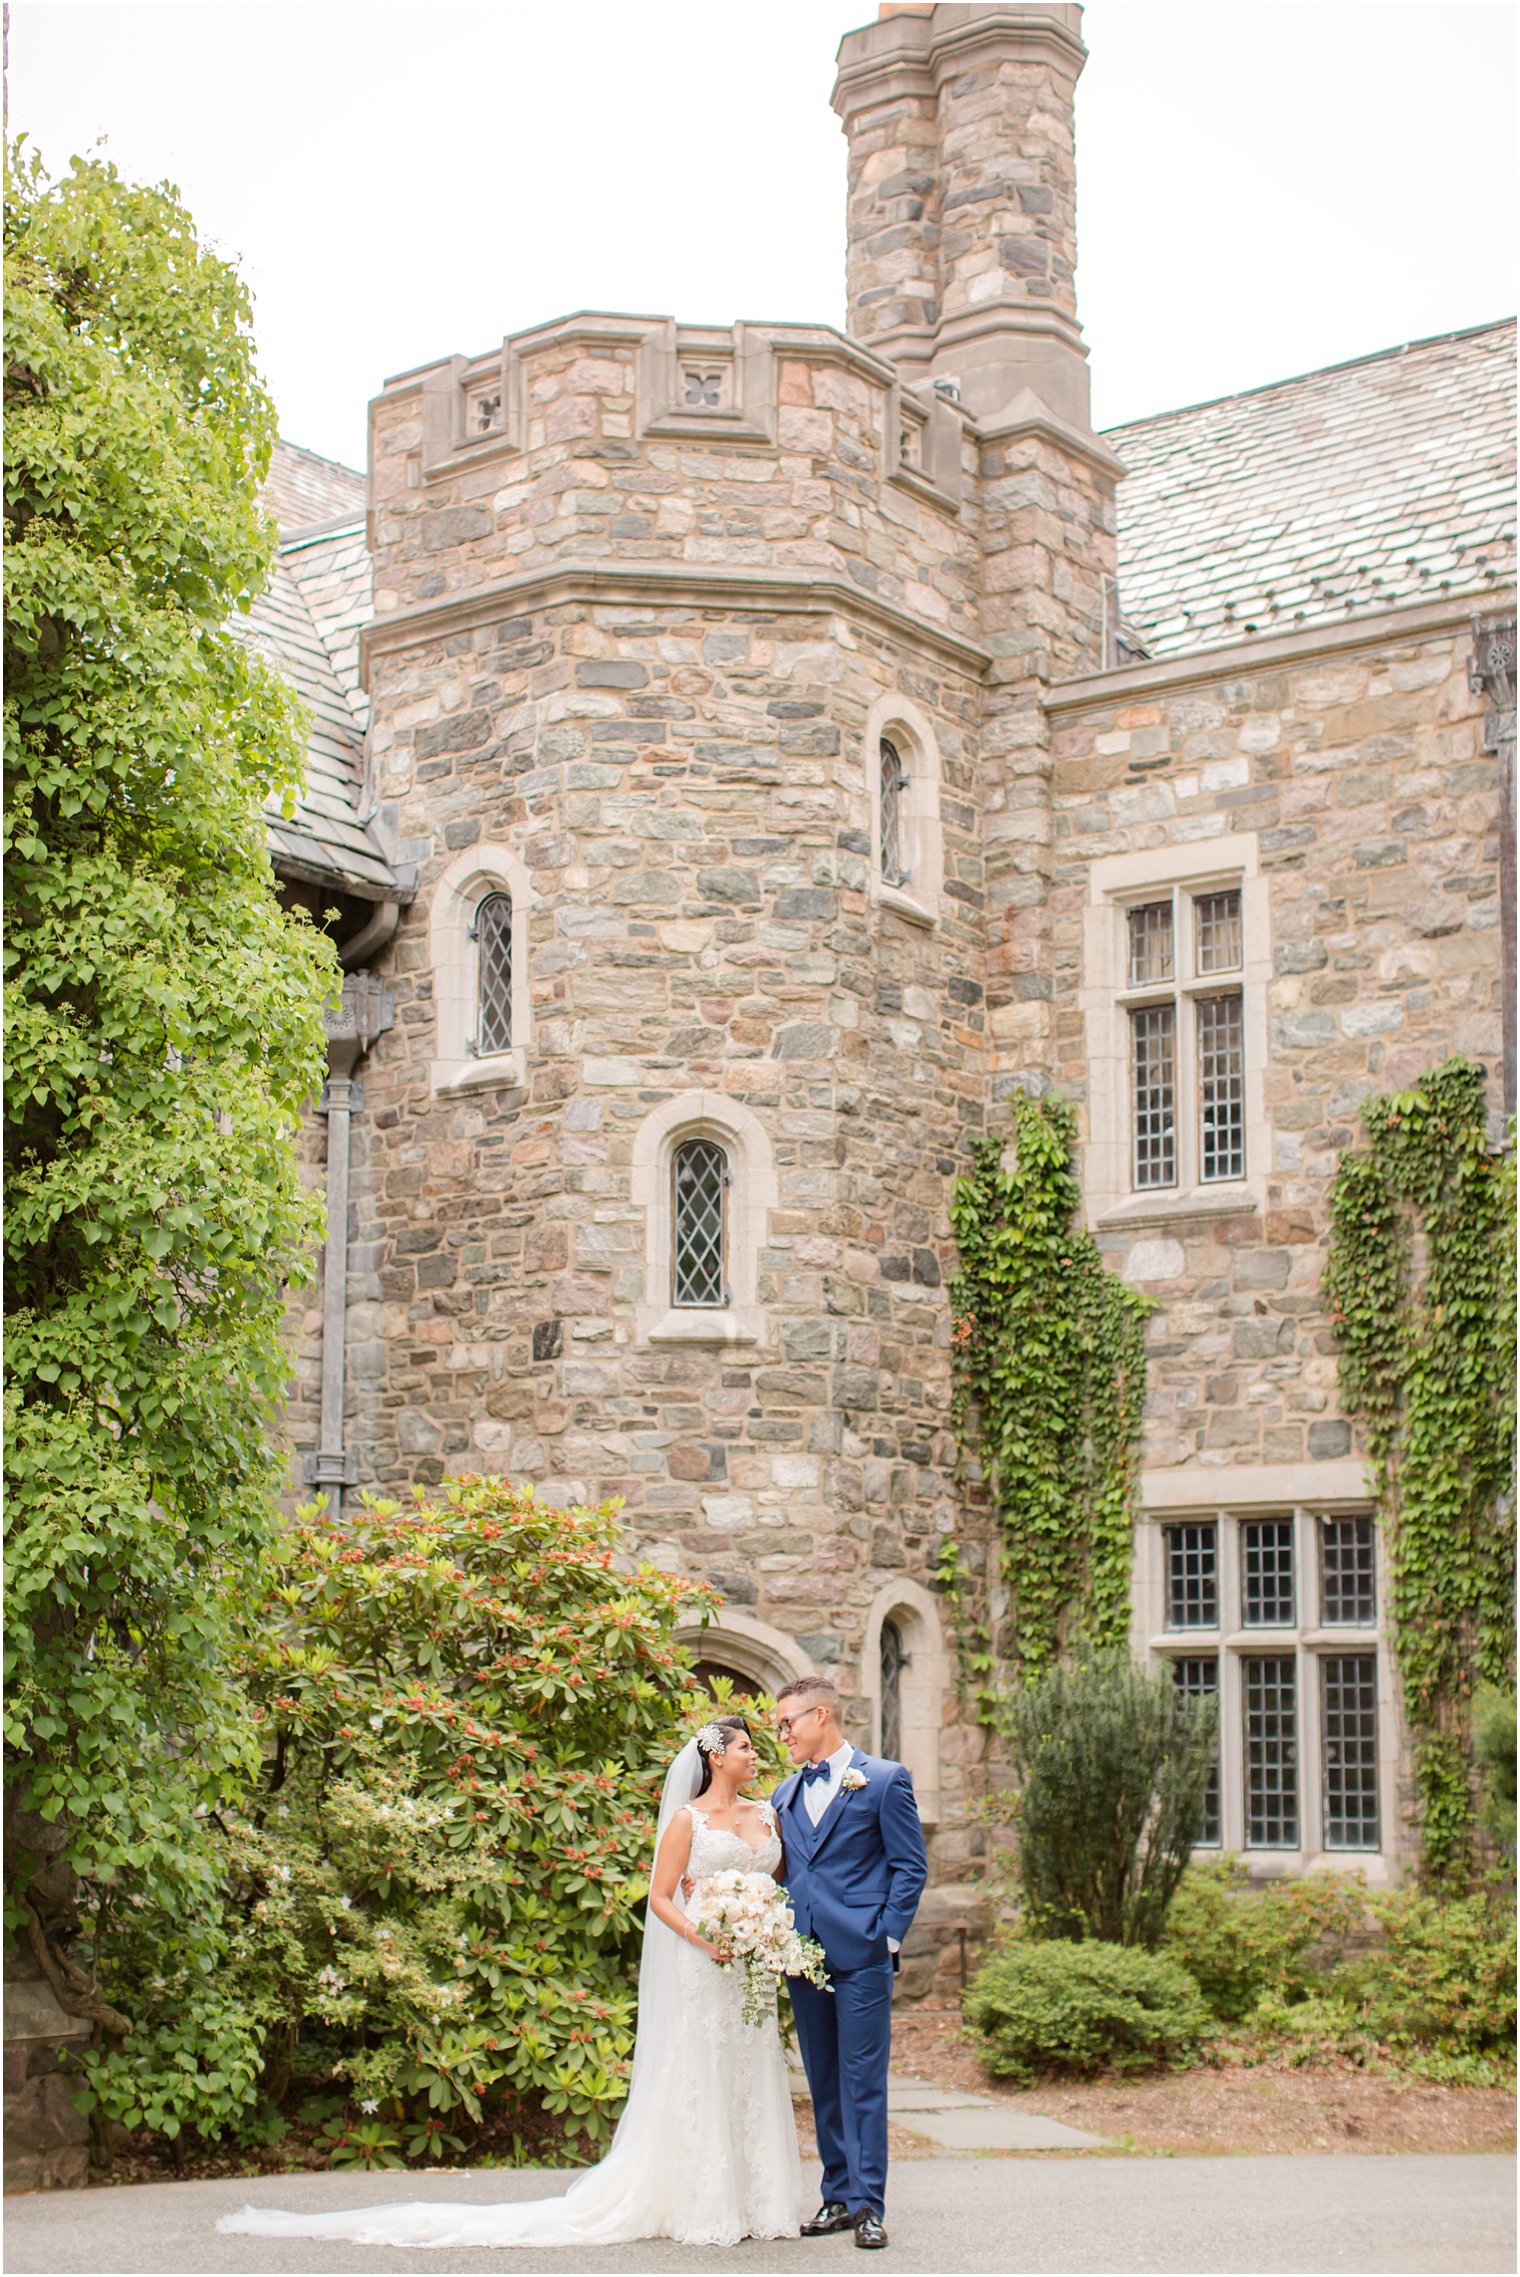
[771,1676,928,2252]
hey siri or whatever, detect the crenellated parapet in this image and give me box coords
[363,314,984,666]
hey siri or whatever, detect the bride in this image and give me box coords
[216,1716,806,2250]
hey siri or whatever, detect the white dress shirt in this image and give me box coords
[801,1740,854,1825]
[799,1742,899,1951]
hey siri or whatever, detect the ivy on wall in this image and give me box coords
[1325,1059,1516,1885]
[946,1091,1151,1699]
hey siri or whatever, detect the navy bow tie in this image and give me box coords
[801,1760,834,1786]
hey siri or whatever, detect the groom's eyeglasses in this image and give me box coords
[777,1705,825,1738]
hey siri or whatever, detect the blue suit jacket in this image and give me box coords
[773,1748,929,1974]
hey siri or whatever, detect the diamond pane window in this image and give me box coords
[672,1139,729,1308]
[473,893,513,1056]
[1173,1657,1221,1844]
[1320,1516,1376,1625]
[1164,1523,1218,1629]
[1195,889,1243,975]
[880,1618,906,1761]
[1321,1654,1380,1849]
[1127,899,1174,986]
[1242,1518,1295,1626]
[1131,1004,1177,1188]
[1243,1655,1299,1847]
[1196,993,1245,1181]
[880,739,908,887]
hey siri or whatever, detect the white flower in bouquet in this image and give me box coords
[687,1869,831,2028]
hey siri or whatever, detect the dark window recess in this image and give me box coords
[1173,1656,1221,1844]
[1164,1523,1218,1629]
[1320,1515,1376,1625]
[1242,1517,1295,1626]
[880,739,909,887]
[1243,1655,1299,1847]
[673,1139,729,1307]
[1321,1653,1380,1849]
[880,1618,908,1760]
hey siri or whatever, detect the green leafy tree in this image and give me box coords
[80,1482,721,2158]
[994,1652,1219,1949]
[3,145,336,2023]
[948,1091,1151,1687]
[1325,1059,1516,1883]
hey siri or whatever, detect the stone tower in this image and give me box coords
[836,2,1123,1095]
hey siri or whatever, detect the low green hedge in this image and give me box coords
[1160,1859,1365,2023]
[963,1938,1214,2087]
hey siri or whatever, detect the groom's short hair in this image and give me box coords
[775,1676,841,1716]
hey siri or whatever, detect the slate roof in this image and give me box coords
[241,443,398,900]
[1105,319,1517,661]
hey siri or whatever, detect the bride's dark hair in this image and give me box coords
[694,1715,752,1798]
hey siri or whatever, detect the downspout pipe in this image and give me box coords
[305,972,395,1515]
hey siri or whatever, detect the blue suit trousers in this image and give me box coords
[789,1958,894,2216]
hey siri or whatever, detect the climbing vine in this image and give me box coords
[946,1090,1151,1701]
[1324,1058,1516,1885]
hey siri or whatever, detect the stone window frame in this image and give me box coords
[1079,835,1269,1230]
[428,843,532,1101]
[1136,1477,1396,1881]
[860,1579,951,1827]
[631,1091,777,1348]
[865,692,945,930]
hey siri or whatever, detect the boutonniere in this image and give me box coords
[841,1769,869,1792]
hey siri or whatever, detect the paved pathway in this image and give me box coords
[5,2155,1513,2275]
[887,2070,1104,2152]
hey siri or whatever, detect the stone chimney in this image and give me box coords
[833,3,1093,434]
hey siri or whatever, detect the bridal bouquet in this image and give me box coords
[687,1870,831,2027]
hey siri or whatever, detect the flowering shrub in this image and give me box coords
[77,1479,718,2159]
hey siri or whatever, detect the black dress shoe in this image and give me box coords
[801,2202,854,2237]
[855,2212,888,2250]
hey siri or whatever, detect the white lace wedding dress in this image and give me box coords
[216,1769,804,2252]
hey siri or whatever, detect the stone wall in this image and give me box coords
[3,1955,90,2194]
[1048,611,1503,1470]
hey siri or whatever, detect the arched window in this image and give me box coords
[879,738,909,888]
[472,892,513,1056]
[631,1092,777,1347]
[428,845,532,1098]
[673,1138,729,1307]
[866,697,943,927]
[879,1617,907,1760]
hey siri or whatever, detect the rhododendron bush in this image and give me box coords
[79,1480,718,2162]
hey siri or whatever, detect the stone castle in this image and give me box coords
[246,2,1515,1955]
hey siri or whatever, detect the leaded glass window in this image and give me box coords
[1196,993,1245,1181]
[1164,1523,1218,1629]
[1194,889,1243,976]
[1320,1516,1376,1626]
[1130,1004,1177,1188]
[880,1618,906,1760]
[672,1139,729,1308]
[1173,1657,1221,1844]
[473,892,513,1056]
[1242,1518,1295,1626]
[880,739,908,887]
[1321,1654,1379,1849]
[1243,1655,1298,1847]
[1128,900,1174,987]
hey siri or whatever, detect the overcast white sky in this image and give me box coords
[9,1,1516,471]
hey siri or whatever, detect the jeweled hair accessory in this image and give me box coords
[695,1722,726,1754]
